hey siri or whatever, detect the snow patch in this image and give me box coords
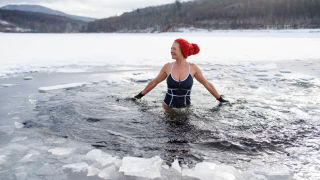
[0,19,11,25]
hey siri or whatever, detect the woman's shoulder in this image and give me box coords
[163,62,173,69]
[189,62,202,74]
[161,62,173,73]
[189,62,199,69]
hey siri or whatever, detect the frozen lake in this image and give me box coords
[0,30,320,180]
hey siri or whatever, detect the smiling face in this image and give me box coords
[171,41,184,60]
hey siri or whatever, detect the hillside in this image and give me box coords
[1,4,95,22]
[86,0,320,32]
[0,9,87,33]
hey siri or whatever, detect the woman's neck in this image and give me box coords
[175,57,187,65]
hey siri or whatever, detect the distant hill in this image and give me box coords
[86,0,320,32]
[0,9,87,32]
[1,4,95,22]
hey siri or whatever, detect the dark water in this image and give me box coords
[15,61,318,179]
[1,61,320,179]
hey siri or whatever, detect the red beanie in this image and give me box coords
[175,38,200,58]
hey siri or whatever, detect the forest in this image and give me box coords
[86,0,320,32]
[1,0,319,33]
[0,9,86,32]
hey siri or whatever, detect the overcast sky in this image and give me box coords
[0,0,191,18]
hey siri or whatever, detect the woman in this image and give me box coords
[133,38,228,111]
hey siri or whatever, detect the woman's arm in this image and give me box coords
[134,63,169,99]
[193,64,221,99]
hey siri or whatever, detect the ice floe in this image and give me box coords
[48,147,73,156]
[14,122,24,129]
[86,149,120,167]
[0,155,6,164]
[23,76,33,80]
[98,165,118,179]
[19,153,34,162]
[279,69,292,73]
[119,156,163,179]
[38,82,87,93]
[182,162,242,180]
[1,83,18,87]
[36,163,59,176]
[171,159,182,173]
[1,32,319,78]
[250,165,292,180]
[63,162,89,173]
[87,166,100,176]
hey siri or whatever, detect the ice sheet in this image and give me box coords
[0,31,319,78]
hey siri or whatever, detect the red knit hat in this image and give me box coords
[175,38,200,58]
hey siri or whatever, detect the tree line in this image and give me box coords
[0,9,86,33]
[86,0,320,32]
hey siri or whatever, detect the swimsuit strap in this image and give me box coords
[170,62,175,74]
[188,62,190,74]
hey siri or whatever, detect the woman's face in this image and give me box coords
[171,41,183,60]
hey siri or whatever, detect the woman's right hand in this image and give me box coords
[217,95,229,103]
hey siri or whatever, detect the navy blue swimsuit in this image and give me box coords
[163,62,193,108]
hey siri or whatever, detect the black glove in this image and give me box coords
[133,92,144,100]
[217,95,229,103]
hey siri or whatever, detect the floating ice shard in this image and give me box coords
[182,162,242,180]
[23,76,33,80]
[252,165,292,180]
[62,162,89,173]
[279,69,291,73]
[1,83,18,87]
[14,122,24,129]
[0,155,6,164]
[19,153,33,162]
[36,163,57,176]
[172,159,181,173]
[119,156,163,179]
[12,117,20,120]
[38,82,87,93]
[98,165,118,179]
[87,166,101,176]
[48,147,73,156]
[86,149,119,167]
